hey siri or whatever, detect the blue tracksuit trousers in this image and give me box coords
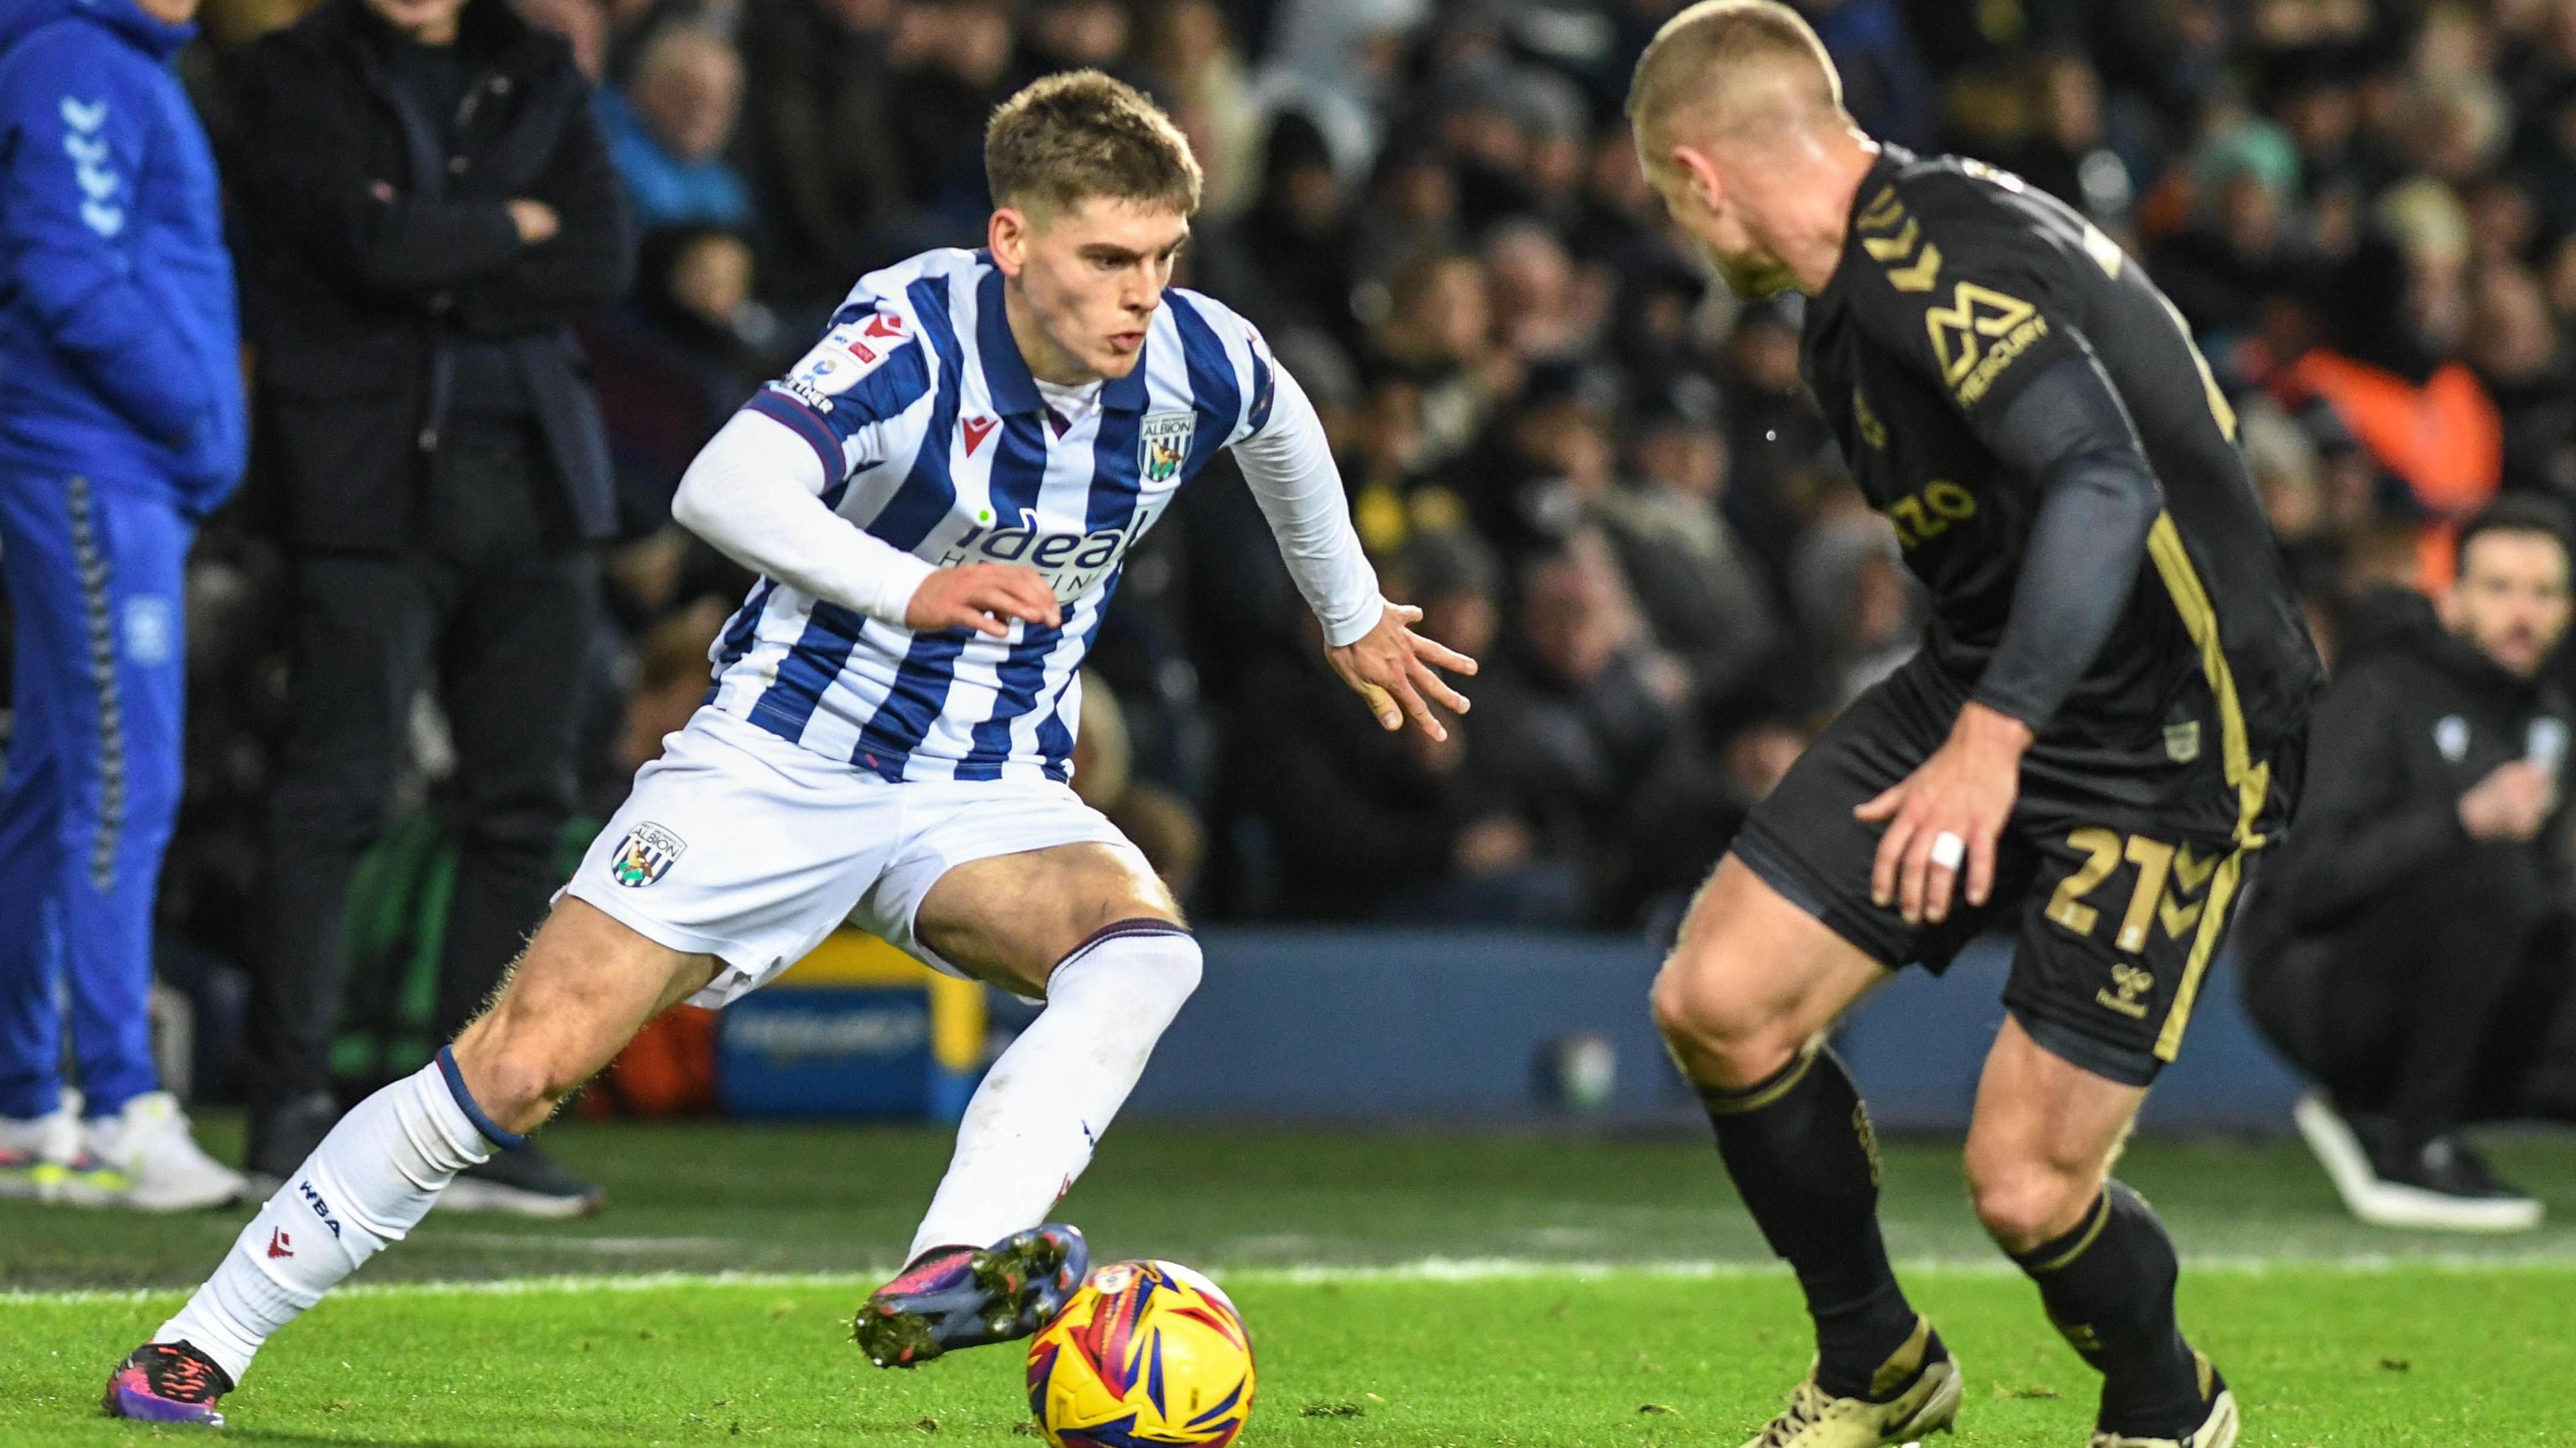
[0,469,186,1119]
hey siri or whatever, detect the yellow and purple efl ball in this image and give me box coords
[1026,1260,1254,1448]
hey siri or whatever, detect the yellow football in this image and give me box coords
[1026,1260,1254,1447]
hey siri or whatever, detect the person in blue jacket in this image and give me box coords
[0,0,246,1210]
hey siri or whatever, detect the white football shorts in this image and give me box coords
[562,707,1136,1006]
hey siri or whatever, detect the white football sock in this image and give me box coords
[907,922,1201,1261]
[157,1054,506,1382]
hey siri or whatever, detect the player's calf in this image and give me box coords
[862,849,1199,1369]
[107,901,713,1418]
[1651,859,1925,1402]
[1972,1019,2216,1442]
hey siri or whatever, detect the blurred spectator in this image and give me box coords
[0,0,248,1208]
[517,0,608,78]
[1622,671,1819,931]
[2147,126,2311,340]
[1223,531,1574,926]
[1136,0,1258,216]
[1428,60,1584,232]
[1481,219,1607,367]
[1997,53,2131,221]
[1012,0,1147,93]
[2245,501,2576,1229]
[735,0,904,308]
[1070,671,1204,899]
[583,225,778,533]
[1251,0,1428,181]
[637,225,779,405]
[1195,112,1366,362]
[885,0,1016,239]
[1371,250,1511,476]
[2466,263,2576,500]
[1793,0,1933,146]
[1448,361,1611,567]
[2255,195,2504,583]
[1353,137,1462,278]
[223,0,631,1210]
[1595,387,1781,698]
[601,22,751,229]
[1481,527,1688,907]
[1792,488,1923,705]
[615,596,729,781]
[127,0,2576,945]
[1715,298,1833,572]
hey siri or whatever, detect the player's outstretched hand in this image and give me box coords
[1326,602,1479,742]
[1854,700,2033,927]
[906,563,1063,638]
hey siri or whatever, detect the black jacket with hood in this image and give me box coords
[2249,586,2573,946]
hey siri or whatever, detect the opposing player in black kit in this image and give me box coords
[1625,6,2322,1447]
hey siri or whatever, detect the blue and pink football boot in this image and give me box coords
[103,1341,233,1426]
[855,1224,1088,1368]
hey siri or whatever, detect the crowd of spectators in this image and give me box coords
[30,0,2576,1017]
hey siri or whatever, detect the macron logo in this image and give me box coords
[961,415,997,455]
[266,1227,294,1259]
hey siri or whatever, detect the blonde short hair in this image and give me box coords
[985,70,1203,218]
[1625,0,1845,160]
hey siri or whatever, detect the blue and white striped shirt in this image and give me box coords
[698,247,1349,785]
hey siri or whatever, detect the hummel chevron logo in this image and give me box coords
[58,100,122,237]
[266,1227,293,1259]
[961,416,998,455]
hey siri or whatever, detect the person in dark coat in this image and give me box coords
[2245,498,2576,1231]
[735,0,906,311]
[219,0,632,1213]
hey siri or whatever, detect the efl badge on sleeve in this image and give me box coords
[609,822,687,888]
[785,311,910,400]
[1140,410,1195,483]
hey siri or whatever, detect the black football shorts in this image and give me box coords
[1731,658,2280,1087]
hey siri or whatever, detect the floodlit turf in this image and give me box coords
[13,1266,2576,1445]
[7,1120,2576,1444]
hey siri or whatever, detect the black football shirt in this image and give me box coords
[1799,144,2321,841]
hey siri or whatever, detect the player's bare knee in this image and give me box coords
[1965,1150,2097,1254]
[1650,950,1803,1087]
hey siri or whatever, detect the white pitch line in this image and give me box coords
[11,1253,2576,1307]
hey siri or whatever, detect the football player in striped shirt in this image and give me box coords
[107,70,1472,1425]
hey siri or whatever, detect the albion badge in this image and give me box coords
[609,822,686,887]
[1140,410,1195,482]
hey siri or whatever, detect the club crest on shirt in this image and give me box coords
[2436,715,2471,763]
[1140,410,1195,482]
[608,822,687,888]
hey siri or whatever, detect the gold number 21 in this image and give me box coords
[2044,827,2177,954]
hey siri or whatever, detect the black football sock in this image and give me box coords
[2011,1180,2205,1437]
[1700,1043,1920,1400]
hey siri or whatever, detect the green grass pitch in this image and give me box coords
[8,1119,2576,1445]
